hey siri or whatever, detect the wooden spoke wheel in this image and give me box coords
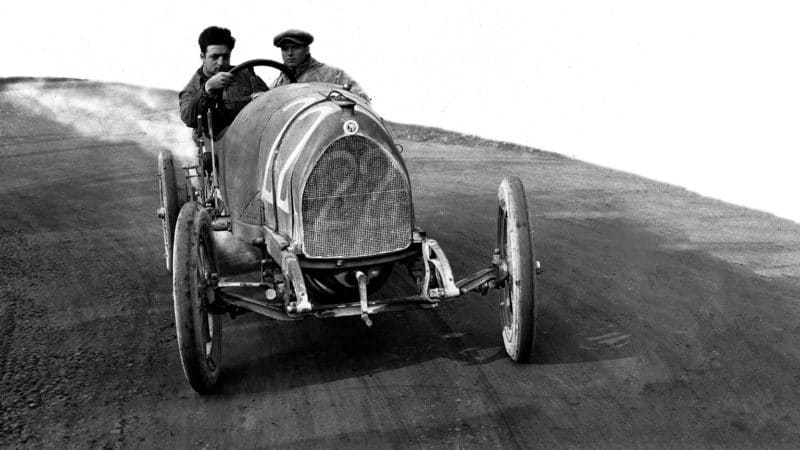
[172,202,222,393]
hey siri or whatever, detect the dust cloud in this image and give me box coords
[3,80,197,163]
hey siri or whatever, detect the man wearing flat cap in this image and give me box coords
[180,26,268,140]
[271,29,370,101]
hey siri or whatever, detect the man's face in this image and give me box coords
[280,43,310,70]
[201,44,232,76]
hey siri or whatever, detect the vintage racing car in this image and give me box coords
[157,60,542,393]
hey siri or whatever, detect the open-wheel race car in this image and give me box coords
[156,60,542,393]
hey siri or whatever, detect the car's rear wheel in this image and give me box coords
[496,176,536,362]
[173,202,222,394]
[158,150,181,272]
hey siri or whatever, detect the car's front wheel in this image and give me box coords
[496,176,537,362]
[172,202,222,393]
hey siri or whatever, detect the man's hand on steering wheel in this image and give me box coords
[205,72,233,93]
[205,60,293,99]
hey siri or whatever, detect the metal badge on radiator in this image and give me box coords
[343,120,359,134]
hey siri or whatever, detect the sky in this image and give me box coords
[3,0,800,222]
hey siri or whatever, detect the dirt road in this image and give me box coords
[1,80,799,448]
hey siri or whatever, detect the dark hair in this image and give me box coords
[198,26,236,53]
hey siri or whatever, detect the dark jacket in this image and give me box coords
[179,66,267,139]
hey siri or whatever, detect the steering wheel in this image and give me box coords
[229,59,296,89]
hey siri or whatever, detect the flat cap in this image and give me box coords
[273,29,314,47]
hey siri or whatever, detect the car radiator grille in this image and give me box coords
[301,135,412,258]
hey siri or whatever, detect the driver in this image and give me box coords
[179,26,268,140]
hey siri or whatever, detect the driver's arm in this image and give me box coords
[178,73,234,129]
[179,80,212,129]
[205,72,233,92]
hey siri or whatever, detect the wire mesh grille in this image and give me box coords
[302,135,411,258]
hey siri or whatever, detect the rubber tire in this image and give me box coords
[172,202,222,394]
[497,176,536,362]
[158,150,180,273]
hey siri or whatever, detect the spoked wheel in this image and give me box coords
[496,176,537,362]
[172,202,222,393]
[157,150,181,273]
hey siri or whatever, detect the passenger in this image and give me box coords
[179,26,268,140]
[270,29,370,102]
